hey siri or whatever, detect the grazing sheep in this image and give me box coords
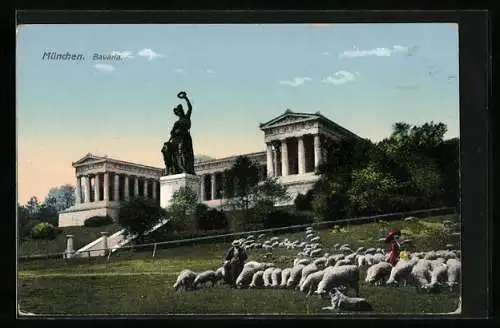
[423,261,448,292]
[310,236,321,243]
[323,288,373,312]
[193,270,218,288]
[424,251,439,260]
[173,269,197,292]
[446,259,461,290]
[310,248,323,257]
[372,253,385,264]
[280,268,292,288]
[300,270,325,296]
[364,254,375,266]
[299,263,320,286]
[249,270,265,288]
[236,266,262,288]
[263,267,276,287]
[365,262,392,286]
[294,258,312,267]
[334,259,353,267]
[313,257,327,266]
[315,265,360,298]
[410,259,433,291]
[339,246,353,254]
[244,261,261,268]
[386,258,418,286]
[356,255,369,268]
[286,264,305,288]
[271,268,283,287]
[364,247,377,255]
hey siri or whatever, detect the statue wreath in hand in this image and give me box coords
[161,91,195,176]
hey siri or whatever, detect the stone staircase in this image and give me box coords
[72,218,170,258]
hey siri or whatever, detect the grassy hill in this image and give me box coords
[18,213,461,315]
[19,223,123,257]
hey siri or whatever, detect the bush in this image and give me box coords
[31,222,61,240]
[294,190,314,211]
[84,215,114,227]
[195,203,228,230]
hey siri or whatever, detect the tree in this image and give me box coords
[45,184,75,211]
[252,177,291,220]
[25,196,40,215]
[223,155,260,218]
[118,197,167,244]
[169,186,199,230]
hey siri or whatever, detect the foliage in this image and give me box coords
[30,222,61,240]
[45,184,76,212]
[252,177,291,221]
[118,197,167,243]
[194,203,228,230]
[169,186,199,229]
[84,216,114,227]
[25,196,40,215]
[223,156,261,217]
[261,209,313,229]
[294,190,314,211]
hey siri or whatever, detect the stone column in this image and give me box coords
[314,134,322,169]
[83,175,91,203]
[152,180,157,200]
[75,177,82,204]
[134,176,139,197]
[211,174,216,200]
[101,232,109,256]
[200,175,206,201]
[298,136,306,175]
[266,143,274,177]
[273,143,278,176]
[113,174,120,201]
[124,176,130,201]
[143,179,149,198]
[281,139,289,177]
[103,172,109,201]
[65,234,75,259]
[94,174,101,202]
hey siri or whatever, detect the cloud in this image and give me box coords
[205,69,215,74]
[338,45,411,59]
[137,48,164,60]
[174,68,185,74]
[323,51,330,56]
[94,64,115,72]
[279,77,312,87]
[321,71,358,85]
[110,50,134,59]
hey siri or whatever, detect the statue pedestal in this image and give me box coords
[159,173,201,209]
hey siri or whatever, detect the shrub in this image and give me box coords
[262,209,313,229]
[195,203,228,230]
[84,215,114,227]
[31,222,61,240]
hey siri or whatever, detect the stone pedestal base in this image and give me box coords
[160,173,201,209]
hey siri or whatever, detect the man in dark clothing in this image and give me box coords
[224,239,247,287]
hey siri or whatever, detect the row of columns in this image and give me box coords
[75,172,158,204]
[266,134,322,177]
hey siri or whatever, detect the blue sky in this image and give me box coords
[16,23,459,203]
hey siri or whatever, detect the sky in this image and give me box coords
[16,23,459,204]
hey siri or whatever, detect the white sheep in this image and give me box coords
[315,265,360,298]
[446,258,461,290]
[236,266,261,288]
[423,261,448,292]
[424,251,439,260]
[193,270,218,288]
[334,259,353,267]
[249,270,265,288]
[244,261,261,268]
[386,258,418,286]
[410,259,433,291]
[299,263,320,287]
[364,247,377,255]
[310,236,321,243]
[310,248,323,257]
[300,270,325,296]
[294,258,312,267]
[313,257,327,266]
[286,264,305,288]
[323,288,373,312]
[372,253,385,264]
[173,269,197,292]
[271,268,283,287]
[356,255,369,268]
[263,267,276,287]
[215,266,225,283]
[365,262,392,286]
[280,268,292,288]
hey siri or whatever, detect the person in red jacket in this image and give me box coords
[385,229,401,267]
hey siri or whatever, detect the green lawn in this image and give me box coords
[18,214,461,315]
[19,223,123,257]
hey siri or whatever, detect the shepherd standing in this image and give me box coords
[224,239,248,288]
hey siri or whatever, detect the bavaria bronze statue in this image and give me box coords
[161,91,195,176]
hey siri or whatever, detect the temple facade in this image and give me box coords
[58,110,360,227]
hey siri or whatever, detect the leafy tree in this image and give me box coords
[25,196,40,215]
[252,177,291,223]
[169,186,199,229]
[118,197,167,244]
[223,155,260,218]
[34,203,59,226]
[45,184,75,211]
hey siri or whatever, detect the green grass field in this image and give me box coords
[19,223,123,257]
[18,214,461,315]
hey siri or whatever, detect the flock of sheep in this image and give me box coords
[173,225,461,312]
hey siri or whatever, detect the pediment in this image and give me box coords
[72,153,104,166]
[259,110,319,130]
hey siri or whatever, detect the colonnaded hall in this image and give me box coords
[58,110,361,227]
